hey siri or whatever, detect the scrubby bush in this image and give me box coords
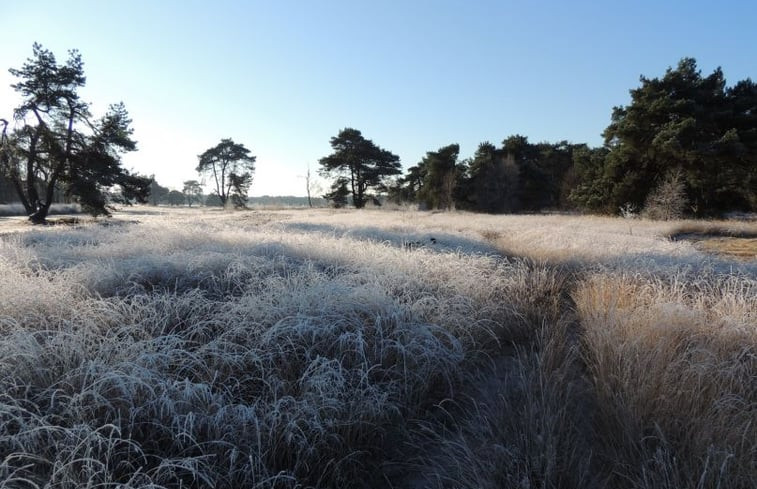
[643,170,688,220]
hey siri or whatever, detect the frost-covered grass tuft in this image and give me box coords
[0,207,754,488]
[574,269,756,488]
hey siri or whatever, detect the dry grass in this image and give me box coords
[686,237,757,259]
[668,220,757,260]
[0,206,754,488]
[575,271,756,488]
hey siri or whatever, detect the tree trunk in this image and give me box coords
[28,201,50,224]
[306,167,312,208]
[349,168,363,208]
[25,131,41,212]
[9,176,33,214]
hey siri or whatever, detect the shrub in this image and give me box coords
[643,170,688,220]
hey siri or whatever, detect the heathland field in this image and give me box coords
[0,207,754,488]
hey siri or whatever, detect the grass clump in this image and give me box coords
[575,270,756,488]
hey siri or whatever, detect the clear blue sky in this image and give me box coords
[2,1,755,196]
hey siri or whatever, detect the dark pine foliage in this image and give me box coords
[0,43,150,222]
[319,128,401,208]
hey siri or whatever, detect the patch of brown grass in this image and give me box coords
[669,220,757,239]
[574,271,756,488]
[692,237,757,259]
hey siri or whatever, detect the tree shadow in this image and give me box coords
[280,222,501,256]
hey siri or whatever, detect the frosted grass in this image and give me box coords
[281,208,756,273]
[0,207,754,488]
[0,209,554,487]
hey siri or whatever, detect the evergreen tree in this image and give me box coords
[418,144,460,210]
[568,146,612,212]
[500,135,576,211]
[196,138,256,208]
[167,190,185,206]
[323,177,350,208]
[318,128,401,208]
[395,162,426,204]
[0,44,150,222]
[602,58,756,215]
[465,142,519,212]
[148,177,170,205]
[182,180,203,206]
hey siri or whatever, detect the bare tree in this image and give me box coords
[303,165,324,208]
[643,169,688,220]
[305,165,313,208]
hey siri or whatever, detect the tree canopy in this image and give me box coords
[323,177,350,208]
[182,179,203,206]
[196,138,256,208]
[5,48,749,220]
[148,176,170,206]
[463,141,519,213]
[0,43,150,222]
[417,144,460,210]
[319,128,401,208]
[392,137,579,214]
[382,58,755,218]
[594,58,757,214]
[166,190,185,206]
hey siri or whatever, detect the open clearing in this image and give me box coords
[0,207,755,488]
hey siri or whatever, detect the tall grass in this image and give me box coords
[575,270,756,488]
[0,207,754,488]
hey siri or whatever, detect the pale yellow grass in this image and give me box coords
[212,207,755,264]
[5,206,754,266]
[691,236,757,259]
[574,272,756,486]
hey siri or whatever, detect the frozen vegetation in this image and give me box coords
[0,207,754,488]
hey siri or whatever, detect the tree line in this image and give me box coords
[1,45,754,222]
[319,58,756,217]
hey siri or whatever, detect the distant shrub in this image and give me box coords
[204,193,224,206]
[166,190,185,206]
[619,202,639,219]
[643,170,688,220]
